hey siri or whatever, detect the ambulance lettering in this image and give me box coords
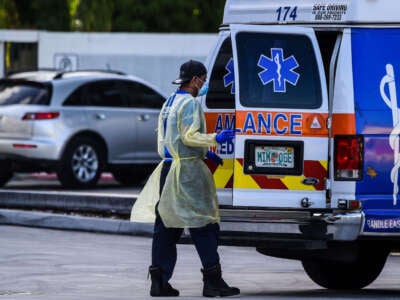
[241,112,302,135]
[367,218,400,230]
[380,63,400,205]
[212,114,236,155]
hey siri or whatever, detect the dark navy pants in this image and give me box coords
[151,161,220,283]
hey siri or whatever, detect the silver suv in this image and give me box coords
[0,70,166,188]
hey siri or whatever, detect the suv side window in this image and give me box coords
[205,37,235,109]
[236,32,322,109]
[64,80,126,107]
[86,80,125,107]
[121,81,165,109]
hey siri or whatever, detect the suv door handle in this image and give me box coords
[96,113,106,120]
[138,114,150,121]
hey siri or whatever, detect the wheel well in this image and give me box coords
[62,131,108,163]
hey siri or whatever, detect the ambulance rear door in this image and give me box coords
[203,30,236,206]
[231,24,329,208]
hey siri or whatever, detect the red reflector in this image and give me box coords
[22,112,60,121]
[334,135,363,180]
[349,200,361,209]
[13,144,37,149]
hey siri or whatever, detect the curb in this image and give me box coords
[0,209,154,236]
[0,190,136,215]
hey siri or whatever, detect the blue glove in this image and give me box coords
[215,129,235,144]
[206,150,223,166]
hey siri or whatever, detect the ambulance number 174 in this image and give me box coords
[276,6,298,21]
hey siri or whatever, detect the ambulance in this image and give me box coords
[202,0,400,289]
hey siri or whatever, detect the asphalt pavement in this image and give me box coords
[2,175,400,299]
[2,225,400,300]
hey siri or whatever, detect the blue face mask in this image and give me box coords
[198,82,209,97]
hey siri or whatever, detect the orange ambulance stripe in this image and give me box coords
[331,113,356,136]
[236,111,328,137]
[204,112,235,134]
[205,111,329,137]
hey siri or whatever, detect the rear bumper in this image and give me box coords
[0,153,58,172]
[0,138,61,160]
[219,209,362,245]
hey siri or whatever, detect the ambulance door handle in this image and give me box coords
[138,114,150,121]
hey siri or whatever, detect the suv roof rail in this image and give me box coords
[6,68,58,77]
[53,69,126,79]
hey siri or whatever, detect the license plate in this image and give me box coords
[255,146,294,168]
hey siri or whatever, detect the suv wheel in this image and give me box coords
[57,137,104,188]
[0,160,13,187]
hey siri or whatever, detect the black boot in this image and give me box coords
[149,266,179,297]
[201,264,240,297]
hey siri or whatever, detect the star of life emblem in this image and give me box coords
[223,58,235,94]
[258,48,300,93]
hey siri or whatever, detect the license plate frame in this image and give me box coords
[244,140,303,175]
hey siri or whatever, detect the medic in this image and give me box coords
[131,60,239,297]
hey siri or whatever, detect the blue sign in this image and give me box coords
[364,210,400,232]
[352,28,400,208]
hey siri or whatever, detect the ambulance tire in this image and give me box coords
[0,160,13,187]
[302,249,388,289]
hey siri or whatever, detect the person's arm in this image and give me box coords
[179,100,217,147]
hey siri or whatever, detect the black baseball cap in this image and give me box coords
[172,60,207,85]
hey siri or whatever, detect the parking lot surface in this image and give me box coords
[1,225,400,300]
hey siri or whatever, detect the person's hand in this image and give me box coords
[215,129,235,144]
[206,150,223,166]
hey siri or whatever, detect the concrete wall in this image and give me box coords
[38,32,217,95]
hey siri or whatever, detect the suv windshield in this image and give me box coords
[0,80,51,106]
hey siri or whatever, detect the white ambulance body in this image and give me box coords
[202,0,400,289]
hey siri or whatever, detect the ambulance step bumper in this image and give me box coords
[219,209,362,243]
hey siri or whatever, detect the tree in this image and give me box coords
[0,0,18,29]
[75,0,114,31]
[0,0,226,33]
[111,0,225,32]
[11,0,70,30]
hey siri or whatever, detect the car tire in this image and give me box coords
[0,160,13,187]
[57,137,105,188]
[112,166,152,186]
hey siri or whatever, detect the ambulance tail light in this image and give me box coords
[334,135,363,180]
